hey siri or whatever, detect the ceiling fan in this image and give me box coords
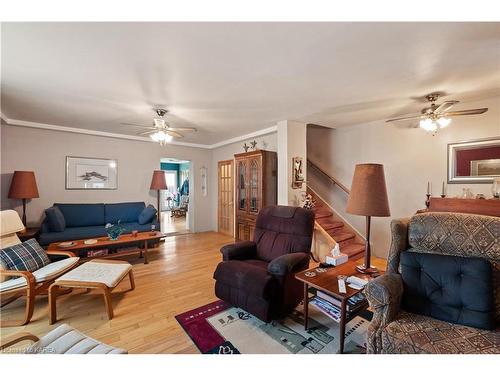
[386,93,488,133]
[122,108,197,145]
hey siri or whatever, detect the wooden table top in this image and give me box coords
[295,261,380,300]
[47,231,166,251]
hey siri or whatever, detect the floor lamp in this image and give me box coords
[150,170,167,233]
[346,164,390,274]
[8,171,39,227]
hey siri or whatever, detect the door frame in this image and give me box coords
[218,159,235,237]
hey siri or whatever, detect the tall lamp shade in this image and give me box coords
[8,171,39,226]
[346,164,390,273]
[150,170,167,232]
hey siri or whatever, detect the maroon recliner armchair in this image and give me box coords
[213,205,315,322]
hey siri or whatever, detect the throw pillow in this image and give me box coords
[0,238,50,273]
[45,206,66,232]
[138,204,157,225]
[400,251,494,330]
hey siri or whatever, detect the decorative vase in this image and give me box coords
[105,222,124,241]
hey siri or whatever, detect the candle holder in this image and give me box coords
[425,194,431,208]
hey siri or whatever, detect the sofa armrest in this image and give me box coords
[268,252,310,277]
[364,273,404,353]
[220,241,257,261]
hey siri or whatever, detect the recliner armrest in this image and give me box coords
[220,241,257,261]
[267,252,310,276]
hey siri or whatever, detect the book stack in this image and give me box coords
[310,291,368,322]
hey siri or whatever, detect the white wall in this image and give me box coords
[307,96,500,259]
[210,132,278,229]
[277,120,307,206]
[0,124,213,232]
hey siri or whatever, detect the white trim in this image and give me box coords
[209,125,278,149]
[1,116,278,150]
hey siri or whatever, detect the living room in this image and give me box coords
[1,1,499,374]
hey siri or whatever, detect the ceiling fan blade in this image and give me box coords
[434,100,459,114]
[120,122,153,128]
[138,129,158,136]
[386,114,423,123]
[166,130,184,138]
[444,108,488,117]
[167,127,197,132]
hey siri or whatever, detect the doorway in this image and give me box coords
[218,159,234,237]
[160,158,191,235]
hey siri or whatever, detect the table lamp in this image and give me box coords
[8,171,40,226]
[150,170,167,232]
[346,164,390,274]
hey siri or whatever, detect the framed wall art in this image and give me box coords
[66,156,118,190]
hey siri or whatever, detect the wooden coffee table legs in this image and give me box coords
[48,268,135,324]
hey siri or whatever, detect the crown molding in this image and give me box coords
[0,116,277,149]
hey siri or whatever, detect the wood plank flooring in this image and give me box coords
[1,231,386,354]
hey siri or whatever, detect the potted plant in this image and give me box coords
[105,221,124,240]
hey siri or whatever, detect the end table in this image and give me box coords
[17,227,41,242]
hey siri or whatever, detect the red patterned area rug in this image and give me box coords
[175,300,371,354]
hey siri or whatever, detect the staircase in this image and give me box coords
[306,159,365,261]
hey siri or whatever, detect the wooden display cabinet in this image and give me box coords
[234,150,277,241]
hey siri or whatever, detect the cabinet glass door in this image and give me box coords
[237,160,247,211]
[249,158,259,213]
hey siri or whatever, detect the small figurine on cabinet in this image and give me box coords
[243,143,249,152]
[250,140,258,150]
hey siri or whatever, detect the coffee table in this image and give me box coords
[295,261,381,354]
[47,231,166,264]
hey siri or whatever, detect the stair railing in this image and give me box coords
[306,159,350,195]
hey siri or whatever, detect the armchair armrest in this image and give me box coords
[364,273,403,353]
[268,252,310,276]
[46,250,77,258]
[0,331,39,351]
[220,241,257,261]
[0,269,36,290]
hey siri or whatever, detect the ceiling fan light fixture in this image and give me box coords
[437,117,451,128]
[153,118,165,127]
[150,130,173,145]
[419,118,437,132]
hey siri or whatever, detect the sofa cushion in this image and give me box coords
[213,260,277,299]
[55,203,105,227]
[381,311,500,354]
[0,239,50,273]
[105,202,145,224]
[45,206,66,232]
[138,204,157,225]
[400,251,494,330]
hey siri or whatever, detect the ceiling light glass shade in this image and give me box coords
[419,118,437,132]
[153,118,165,127]
[150,131,173,145]
[437,117,451,128]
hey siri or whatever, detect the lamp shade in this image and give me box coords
[150,170,167,190]
[8,171,39,199]
[346,164,390,217]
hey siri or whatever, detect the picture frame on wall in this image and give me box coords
[66,156,118,190]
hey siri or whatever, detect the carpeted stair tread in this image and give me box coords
[341,243,365,259]
[313,210,333,219]
[317,220,344,231]
[328,231,355,243]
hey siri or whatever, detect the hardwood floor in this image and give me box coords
[1,231,235,354]
[0,231,386,354]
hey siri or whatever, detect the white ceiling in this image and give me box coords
[1,22,499,145]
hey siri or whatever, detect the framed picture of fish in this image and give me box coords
[66,156,118,190]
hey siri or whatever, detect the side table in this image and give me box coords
[295,261,382,354]
[17,227,41,242]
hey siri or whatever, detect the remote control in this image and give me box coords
[338,278,347,293]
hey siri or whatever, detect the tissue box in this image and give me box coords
[325,253,348,266]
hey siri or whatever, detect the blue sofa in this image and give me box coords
[39,202,158,246]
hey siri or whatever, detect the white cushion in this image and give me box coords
[0,257,79,292]
[27,323,127,354]
[56,261,132,288]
